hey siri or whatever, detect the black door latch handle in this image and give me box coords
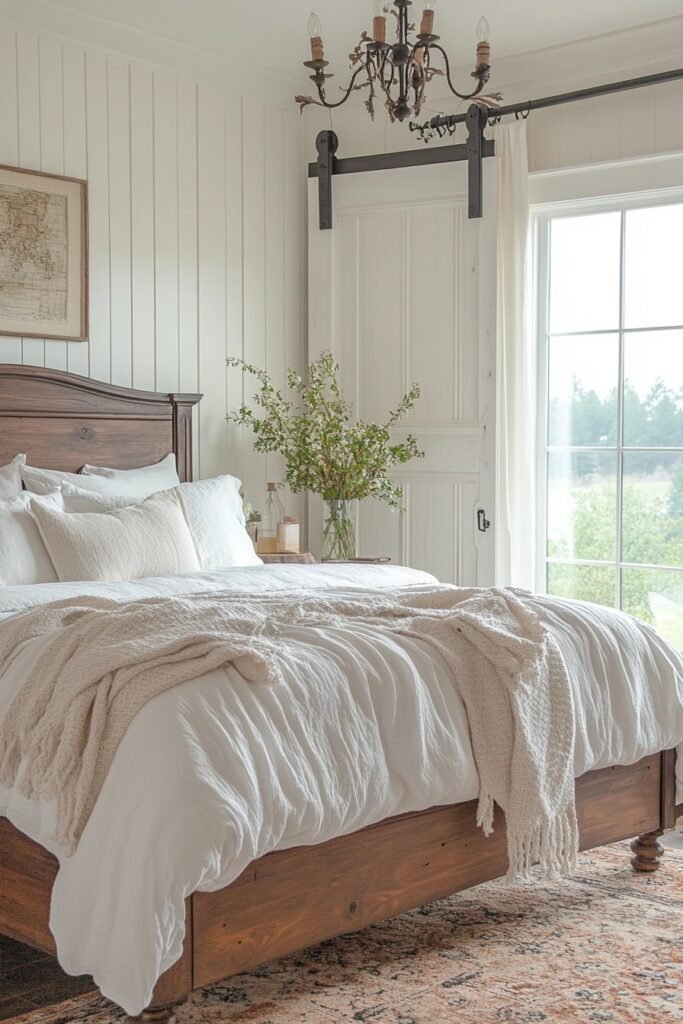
[477,509,491,533]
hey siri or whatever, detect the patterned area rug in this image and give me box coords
[5,843,683,1024]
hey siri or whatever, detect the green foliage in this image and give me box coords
[549,377,683,473]
[227,352,424,508]
[549,482,683,645]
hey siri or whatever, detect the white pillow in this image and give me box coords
[60,476,262,569]
[81,452,180,494]
[0,491,62,586]
[60,483,135,513]
[21,453,180,501]
[0,454,26,500]
[30,490,200,583]
[175,476,261,569]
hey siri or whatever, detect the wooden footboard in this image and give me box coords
[0,750,676,1023]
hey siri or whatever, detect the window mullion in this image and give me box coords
[615,210,627,610]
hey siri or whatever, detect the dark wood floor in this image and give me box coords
[1,830,682,1022]
[0,934,94,1021]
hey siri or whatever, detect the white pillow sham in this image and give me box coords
[60,475,262,569]
[0,454,26,500]
[30,490,200,583]
[0,491,62,586]
[175,476,261,569]
[21,453,180,501]
[81,452,180,493]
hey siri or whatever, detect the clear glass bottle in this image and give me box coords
[256,482,285,554]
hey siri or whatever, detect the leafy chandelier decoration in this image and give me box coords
[295,0,493,123]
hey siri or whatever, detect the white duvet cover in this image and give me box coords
[0,563,682,1015]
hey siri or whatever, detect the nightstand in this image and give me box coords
[259,552,316,564]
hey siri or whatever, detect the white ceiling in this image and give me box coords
[34,0,683,89]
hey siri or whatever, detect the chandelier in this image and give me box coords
[295,0,492,124]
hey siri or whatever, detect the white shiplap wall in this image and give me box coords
[0,24,306,516]
[526,80,683,171]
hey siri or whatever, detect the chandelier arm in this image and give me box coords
[428,44,486,101]
[314,61,372,110]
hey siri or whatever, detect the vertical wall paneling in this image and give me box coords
[224,94,245,488]
[16,30,44,366]
[589,93,622,164]
[241,99,267,506]
[107,58,132,386]
[619,87,656,160]
[153,70,179,393]
[177,76,199,472]
[0,26,21,364]
[558,98,592,168]
[39,35,67,371]
[264,105,286,498]
[2,22,305,489]
[655,82,683,154]
[197,85,228,480]
[283,112,306,526]
[62,41,89,377]
[84,49,111,382]
[129,63,155,391]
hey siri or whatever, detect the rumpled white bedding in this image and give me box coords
[0,563,682,1016]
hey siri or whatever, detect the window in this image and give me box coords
[537,201,683,650]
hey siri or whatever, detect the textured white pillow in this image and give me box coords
[59,483,135,513]
[21,453,179,500]
[81,452,180,494]
[60,476,262,569]
[175,476,262,569]
[30,490,200,583]
[0,491,62,586]
[0,454,26,500]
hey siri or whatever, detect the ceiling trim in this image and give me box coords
[429,15,683,107]
[0,0,304,108]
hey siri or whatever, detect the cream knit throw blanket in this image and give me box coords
[0,587,577,876]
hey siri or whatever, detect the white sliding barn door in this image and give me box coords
[308,158,497,586]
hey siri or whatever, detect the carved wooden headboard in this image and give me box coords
[0,365,202,481]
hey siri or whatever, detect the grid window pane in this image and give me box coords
[549,212,621,334]
[548,451,617,562]
[621,568,683,649]
[547,563,616,609]
[624,205,683,329]
[623,330,683,447]
[543,203,683,649]
[622,452,683,567]
[548,334,618,447]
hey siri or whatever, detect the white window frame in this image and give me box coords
[529,153,683,597]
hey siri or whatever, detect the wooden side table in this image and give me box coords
[259,552,316,564]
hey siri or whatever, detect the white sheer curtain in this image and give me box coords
[493,122,536,590]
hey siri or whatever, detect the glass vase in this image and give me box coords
[322,499,356,561]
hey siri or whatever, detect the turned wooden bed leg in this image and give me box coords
[134,1004,184,1023]
[630,831,665,873]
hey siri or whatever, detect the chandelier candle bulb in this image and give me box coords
[307,11,325,61]
[476,15,491,66]
[420,0,437,36]
[372,0,387,43]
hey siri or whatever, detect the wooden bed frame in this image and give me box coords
[0,365,679,1024]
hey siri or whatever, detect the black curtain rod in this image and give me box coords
[416,66,683,131]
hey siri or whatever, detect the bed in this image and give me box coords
[0,365,679,1024]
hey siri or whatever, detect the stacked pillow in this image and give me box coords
[21,451,181,500]
[0,452,262,585]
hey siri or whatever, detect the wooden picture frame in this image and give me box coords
[0,164,88,341]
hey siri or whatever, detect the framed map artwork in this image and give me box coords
[0,165,88,341]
